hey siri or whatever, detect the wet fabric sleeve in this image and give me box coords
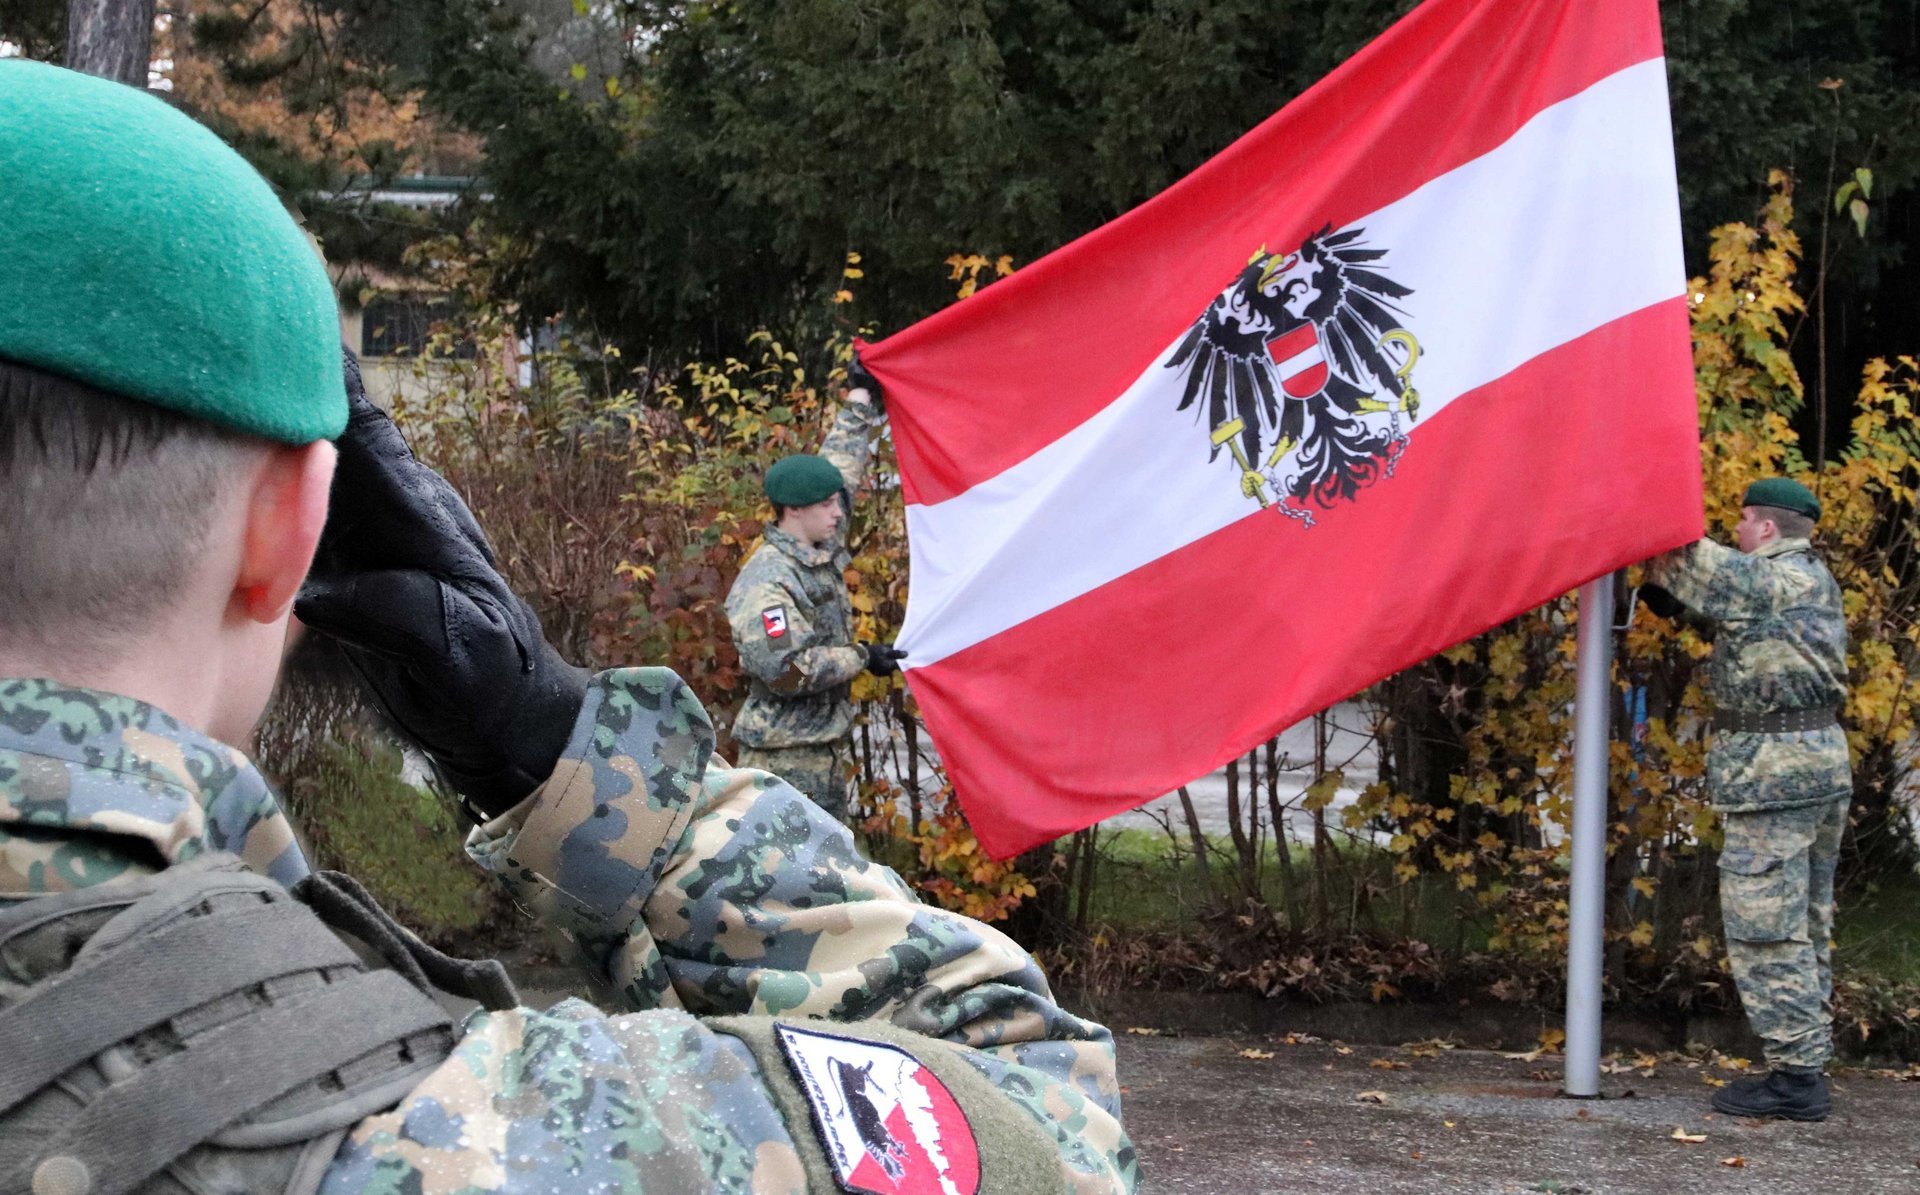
[462,668,1137,1191]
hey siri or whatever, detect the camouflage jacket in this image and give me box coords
[726,394,884,750]
[0,672,1137,1192]
[1649,536,1852,812]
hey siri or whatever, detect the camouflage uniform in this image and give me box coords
[1649,535,1852,1072]
[0,670,1138,1192]
[726,395,885,819]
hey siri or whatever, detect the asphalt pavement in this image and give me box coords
[1118,1033,1920,1194]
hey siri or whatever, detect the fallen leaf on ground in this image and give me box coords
[1334,1045,1355,1056]
[1504,1048,1545,1062]
[1403,1038,1456,1057]
[1720,1157,1746,1168]
[1371,1058,1411,1070]
[1239,1048,1276,1060]
[1702,1075,1727,1088]
[1356,1090,1389,1105]
[1125,1027,1162,1036]
[1671,1128,1708,1144]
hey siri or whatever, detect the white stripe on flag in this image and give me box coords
[898,58,1683,668]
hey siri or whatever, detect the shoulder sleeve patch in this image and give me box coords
[773,1023,981,1195]
[762,606,789,638]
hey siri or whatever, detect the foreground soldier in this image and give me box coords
[725,374,906,821]
[0,61,1135,1193]
[1645,477,1852,1122]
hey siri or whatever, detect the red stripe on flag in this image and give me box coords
[904,298,1701,859]
[863,0,1665,506]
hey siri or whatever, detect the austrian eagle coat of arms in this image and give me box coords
[1168,224,1421,527]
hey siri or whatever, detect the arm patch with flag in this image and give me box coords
[762,606,788,638]
[861,0,1703,859]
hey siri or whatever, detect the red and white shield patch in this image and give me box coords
[762,607,788,638]
[775,1024,981,1195]
[1266,322,1329,399]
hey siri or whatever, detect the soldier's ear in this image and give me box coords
[235,440,337,623]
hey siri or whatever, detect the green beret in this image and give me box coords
[0,61,344,444]
[764,454,846,507]
[1742,477,1822,522]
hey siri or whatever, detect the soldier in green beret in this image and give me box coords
[724,364,905,821]
[1644,476,1851,1122]
[0,61,1135,1193]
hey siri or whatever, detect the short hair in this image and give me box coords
[1756,505,1817,540]
[0,358,264,663]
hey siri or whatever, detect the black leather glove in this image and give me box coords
[847,353,883,409]
[863,644,908,676]
[1638,582,1685,621]
[295,350,589,821]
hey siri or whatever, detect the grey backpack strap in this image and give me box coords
[293,869,519,1012]
[16,971,448,1195]
[0,876,359,1116]
[0,855,462,1195]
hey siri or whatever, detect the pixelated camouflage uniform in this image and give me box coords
[1649,535,1852,1072]
[725,393,885,819]
[0,671,1138,1192]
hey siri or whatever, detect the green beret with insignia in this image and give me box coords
[0,60,345,444]
[1742,477,1821,522]
[765,454,846,507]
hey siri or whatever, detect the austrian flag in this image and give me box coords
[862,0,1703,859]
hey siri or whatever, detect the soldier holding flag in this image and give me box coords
[725,361,906,822]
[1645,477,1852,1122]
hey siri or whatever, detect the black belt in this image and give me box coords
[1711,707,1840,734]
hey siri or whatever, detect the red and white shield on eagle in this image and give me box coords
[1265,322,1329,399]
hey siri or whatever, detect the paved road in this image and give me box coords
[1119,1033,1919,1193]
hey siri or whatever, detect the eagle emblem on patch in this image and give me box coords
[762,606,789,638]
[1168,223,1421,528]
[774,1024,981,1195]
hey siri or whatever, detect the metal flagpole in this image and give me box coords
[1564,573,1615,1097]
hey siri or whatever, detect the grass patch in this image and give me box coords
[1838,867,1920,984]
[1078,827,1493,952]
[282,738,501,942]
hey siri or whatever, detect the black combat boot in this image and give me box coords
[1710,1069,1830,1121]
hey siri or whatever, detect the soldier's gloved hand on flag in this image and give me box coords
[1637,582,1686,621]
[847,352,884,410]
[862,643,908,676]
[296,350,589,822]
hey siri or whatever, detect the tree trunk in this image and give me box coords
[66,0,155,86]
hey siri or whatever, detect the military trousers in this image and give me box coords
[1718,799,1849,1071]
[736,741,854,822]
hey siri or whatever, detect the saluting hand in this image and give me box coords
[295,349,588,820]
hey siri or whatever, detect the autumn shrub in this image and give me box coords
[281,237,1043,929]
[1336,173,1919,1004]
